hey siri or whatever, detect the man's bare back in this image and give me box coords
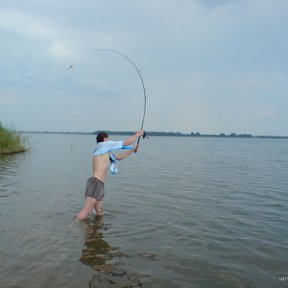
[92,154,110,183]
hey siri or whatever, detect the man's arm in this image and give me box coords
[122,130,144,146]
[115,146,138,161]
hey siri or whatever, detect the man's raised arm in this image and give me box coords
[123,130,144,146]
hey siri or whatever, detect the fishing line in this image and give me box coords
[94,49,148,150]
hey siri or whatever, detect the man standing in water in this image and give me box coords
[75,130,144,220]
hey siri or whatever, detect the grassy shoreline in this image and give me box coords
[0,124,27,155]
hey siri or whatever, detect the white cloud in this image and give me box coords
[0,8,79,64]
[0,8,53,39]
[48,40,78,62]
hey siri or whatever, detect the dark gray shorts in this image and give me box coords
[84,177,105,201]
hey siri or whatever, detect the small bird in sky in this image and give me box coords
[66,65,74,70]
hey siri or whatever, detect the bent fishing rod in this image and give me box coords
[94,49,148,151]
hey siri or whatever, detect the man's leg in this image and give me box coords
[76,197,96,220]
[95,201,104,216]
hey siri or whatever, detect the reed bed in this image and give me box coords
[0,123,27,154]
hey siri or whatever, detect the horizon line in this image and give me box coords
[20,130,288,138]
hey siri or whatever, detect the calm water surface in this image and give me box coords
[0,134,288,288]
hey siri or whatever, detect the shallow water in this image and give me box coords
[1,134,288,288]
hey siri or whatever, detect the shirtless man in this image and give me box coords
[75,130,144,220]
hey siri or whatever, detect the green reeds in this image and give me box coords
[0,123,27,154]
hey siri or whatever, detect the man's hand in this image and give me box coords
[136,129,144,138]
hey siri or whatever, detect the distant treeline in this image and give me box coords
[24,130,288,139]
[104,131,288,139]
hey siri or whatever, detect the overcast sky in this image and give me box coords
[1,0,287,135]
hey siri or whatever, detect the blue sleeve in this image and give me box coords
[93,141,133,156]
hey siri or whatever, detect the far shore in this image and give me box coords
[21,130,288,139]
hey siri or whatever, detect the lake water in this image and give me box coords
[0,134,287,288]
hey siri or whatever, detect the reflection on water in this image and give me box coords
[0,153,25,200]
[0,154,17,177]
[79,216,144,288]
[80,216,115,272]
[78,216,256,288]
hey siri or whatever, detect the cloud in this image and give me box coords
[0,7,80,66]
[0,8,53,39]
[0,89,18,107]
[48,40,78,62]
